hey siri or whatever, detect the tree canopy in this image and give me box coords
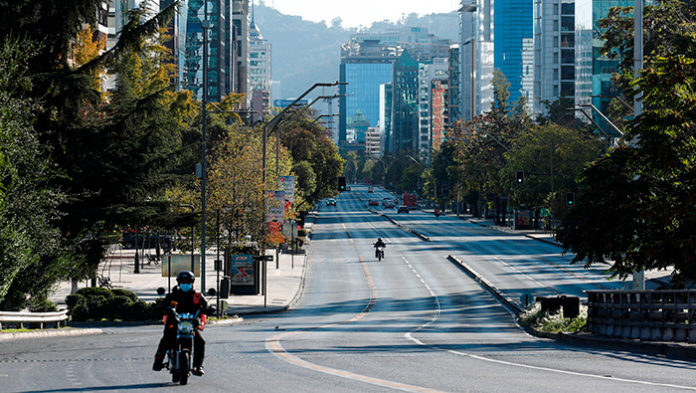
[556,0,696,284]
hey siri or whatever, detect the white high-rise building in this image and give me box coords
[249,11,271,120]
[459,0,495,120]
[417,58,449,164]
[365,127,382,158]
[533,0,577,117]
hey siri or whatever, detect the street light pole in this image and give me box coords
[200,9,210,293]
[633,0,645,291]
[261,83,345,277]
[634,0,643,119]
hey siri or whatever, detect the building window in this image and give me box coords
[561,82,574,97]
[561,34,574,48]
[554,20,559,31]
[561,65,575,80]
[561,3,574,14]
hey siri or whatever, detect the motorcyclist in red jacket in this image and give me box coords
[153,271,209,376]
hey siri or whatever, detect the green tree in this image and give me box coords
[423,142,457,206]
[0,38,64,308]
[557,0,696,283]
[277,113,344,209]
[501,123,604,212]
[0,1,188,306]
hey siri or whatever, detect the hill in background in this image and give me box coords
[255,2,460,100]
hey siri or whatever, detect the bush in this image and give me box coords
[77,287,113,299]
[71,304,90,322]
[103,296,135,320]
[66,294,86,310]
[111,289,139,302]
[518,303,587,333]
[66,287,160,322]
[85,294,108,319]
[27,296,58,312]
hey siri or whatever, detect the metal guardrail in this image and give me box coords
[587,290,696,343]
[0,310,69,330]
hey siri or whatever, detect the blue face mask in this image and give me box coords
[179,283,193,292]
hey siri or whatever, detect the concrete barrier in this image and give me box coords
[587,290,696,344]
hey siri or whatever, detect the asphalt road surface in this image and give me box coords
[2,185,695,392]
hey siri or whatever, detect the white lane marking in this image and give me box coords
[65,361,83,386]
[401,257,696,391]
[266,258,445,393]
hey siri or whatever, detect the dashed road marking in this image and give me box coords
[266,257,446,393]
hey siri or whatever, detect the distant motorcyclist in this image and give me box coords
[153,271,209,376]
[373,238,386,258]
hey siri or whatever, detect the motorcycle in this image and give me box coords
[375,246,385,261]
[165,309,201,385]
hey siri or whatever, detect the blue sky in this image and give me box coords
[263,0,461,28]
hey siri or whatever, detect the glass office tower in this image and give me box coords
[184,0,227,102]
[575,0,632,136]
[391,50,419,154]
[339,39,398,149]
[344,63,393,133]
[494,0,534,106]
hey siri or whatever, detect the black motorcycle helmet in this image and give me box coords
[176,270,195,284]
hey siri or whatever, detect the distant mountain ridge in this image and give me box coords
[255,2,460,99]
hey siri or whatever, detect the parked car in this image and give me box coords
[326,198,336,206]
[397,206,410,214]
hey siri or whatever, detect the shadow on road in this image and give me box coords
[21,383,172,393]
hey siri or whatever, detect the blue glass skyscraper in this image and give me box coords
[494,0,534,106]
[575,0,632,136]
[339,39,398,150]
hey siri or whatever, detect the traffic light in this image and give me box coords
[565,192,575,206]
[337,176,346,192]
[516,170,524,184]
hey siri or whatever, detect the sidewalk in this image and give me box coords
[49,246,307,317]
[462,215,561,247]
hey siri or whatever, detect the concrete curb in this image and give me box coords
[523,234,563,248]
[466,218,563,248]
[446,254,696,360]
[367,208,432,242]
[207,317,244,326]
[0,328,103,341]
[446,255,522,315]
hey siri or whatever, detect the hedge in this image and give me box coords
[66,288,164,322]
